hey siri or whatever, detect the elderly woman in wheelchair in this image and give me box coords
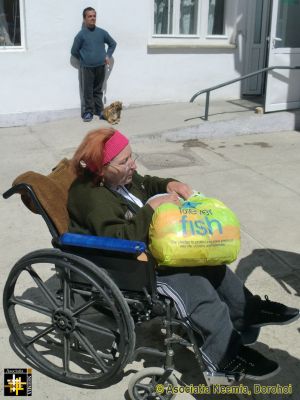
[3,127,299,399]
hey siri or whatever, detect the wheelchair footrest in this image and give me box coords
[203,370,242,386]
[133,346,166,361]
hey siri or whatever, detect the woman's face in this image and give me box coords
[103,144,137,186]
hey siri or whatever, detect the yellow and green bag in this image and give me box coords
[149,193,240,266]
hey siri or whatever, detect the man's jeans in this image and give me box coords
[80,65,106,116]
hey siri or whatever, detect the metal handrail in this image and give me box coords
[190,65,300,121]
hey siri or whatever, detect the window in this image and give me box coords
[154,0,199,35]
[0,0,22,47]
[207,0,225,35]
[153,0,226,37]
[180,0,198,34]
[154,0,173,34]
[276,0,300,48]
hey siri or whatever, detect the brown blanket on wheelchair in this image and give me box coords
[13,158,76,235]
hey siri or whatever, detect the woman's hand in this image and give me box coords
[147,193,181,210]
[166,181,193,200]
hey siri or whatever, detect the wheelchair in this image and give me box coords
[2,159,239,399]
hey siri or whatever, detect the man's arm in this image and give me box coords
[104,31,117,58]
[71,33,83,59]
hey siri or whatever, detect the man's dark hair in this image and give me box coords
[83,7,96,18]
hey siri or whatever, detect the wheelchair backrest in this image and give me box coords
[10,158,76,239]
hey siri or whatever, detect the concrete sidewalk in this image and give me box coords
[0,103,300,400]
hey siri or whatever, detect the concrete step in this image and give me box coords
[117,98,264,138]
[123,100,300,144]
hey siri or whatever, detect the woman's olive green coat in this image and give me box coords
[67,171,174,243]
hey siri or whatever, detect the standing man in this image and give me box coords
[71,7,117,122]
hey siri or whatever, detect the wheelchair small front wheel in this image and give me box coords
[128,367,177,400]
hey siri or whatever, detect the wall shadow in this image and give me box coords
[232,0,247,99]
[102,57,115,106]
[287,54,300,132]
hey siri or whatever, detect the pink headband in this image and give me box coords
[102,130,129,165]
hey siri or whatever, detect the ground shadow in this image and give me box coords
[6,259,300,397]
[185,97,262,122]
[6,274,127,389]
[184,108,255,122]
[8,326,126,390]
[235,249,300,297]
[133,318,300,399]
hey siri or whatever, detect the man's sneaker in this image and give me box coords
[249,295,300,328]
[219,345,280,380]
[82,112,93,122]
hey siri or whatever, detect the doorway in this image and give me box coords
[242,0,271,97]
[264,0,300,112]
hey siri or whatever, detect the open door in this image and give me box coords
[265,0,300,112]
[242,0,270,96]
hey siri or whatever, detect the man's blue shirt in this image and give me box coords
[71,26,116,67]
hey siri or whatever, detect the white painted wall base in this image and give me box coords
[0,108,80,127]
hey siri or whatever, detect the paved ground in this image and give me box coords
[0,103,300,399]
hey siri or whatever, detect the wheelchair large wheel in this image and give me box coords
[3,248,135,387]
[128,367,177,400]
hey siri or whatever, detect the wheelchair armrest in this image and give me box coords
[59,233,147,255]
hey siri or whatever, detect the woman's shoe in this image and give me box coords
[250,295,299,328]
[241,326,261,345]
[219,345,280,380]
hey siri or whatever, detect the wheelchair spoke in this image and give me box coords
[63,335,70,373]
[140,392,155,400]
[72,299,97,316]
[25,324,56,347]
[26,266,58,309]
[76,319,116,339]
[73,331,108,372]
[10,296,52,317]
[135,383,152,392]
[63,272,71,311]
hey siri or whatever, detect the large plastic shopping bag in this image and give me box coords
[149,193,240,266]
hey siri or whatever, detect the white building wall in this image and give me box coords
[0,0,246,126]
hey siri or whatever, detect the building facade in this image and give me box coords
[0,0,299,126]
